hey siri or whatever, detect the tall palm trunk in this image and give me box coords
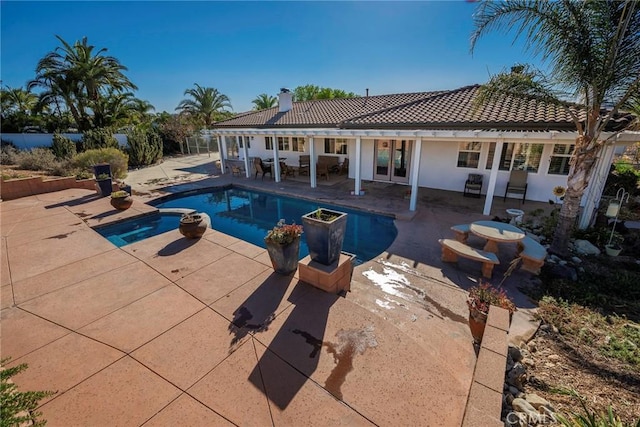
[550,136,601,255]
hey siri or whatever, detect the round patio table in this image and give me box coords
[470,220,525,254]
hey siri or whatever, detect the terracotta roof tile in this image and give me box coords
[213,85,632,132]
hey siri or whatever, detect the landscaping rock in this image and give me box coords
[512,398,538,418]
[525,393,554,411]
[547,264,578,281]
[507,362,527,391]
[574,239,601,256]
[508,345,523,362]
[571,256,582,264]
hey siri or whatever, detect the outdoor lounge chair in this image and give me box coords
[503,170,528,203]
[339,158,349,176]
[299,155,310,175]
[254,158,272,180]
[280,161,295,179]
[463,173,483,198]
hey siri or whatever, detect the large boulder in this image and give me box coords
[573,239,601,256]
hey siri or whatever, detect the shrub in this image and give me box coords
[603,163,640,196]
[71,148,128,179]
[80,128,119,151]
[51,133,76,159]
[1,358,56,427]
[126,127,163,167]
[16,148,57,172]
[0,140,20,165]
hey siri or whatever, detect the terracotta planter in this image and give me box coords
[110,195,133,210]
[468,308,488,344]
[265,237,300,275]
[179,214,207,239]
[302,208,348,266]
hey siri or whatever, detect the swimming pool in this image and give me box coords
[97,187,397,263]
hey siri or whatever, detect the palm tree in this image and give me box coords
[176,84,232,129]
[252,93,277,110]
[29,35,137,131]
[0,86,38,115]
[471,0,640,255]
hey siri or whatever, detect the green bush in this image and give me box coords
[71,148,128,179]
[126,127,163,167]
[80,128,119,151]
[1,358,56,427]
[0,140,20,165]
[51,133,76,159]
[604,163,640,196]
[16,148,57,172]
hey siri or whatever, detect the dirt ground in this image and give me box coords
[524,329,640,424]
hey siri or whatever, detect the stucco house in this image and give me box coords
[207,86,638,228]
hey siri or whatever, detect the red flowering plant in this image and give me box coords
[467,282,516,315]
[264,219,303,245]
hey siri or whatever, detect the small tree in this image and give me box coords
[51,133,76,159]
[1,358,56,427]
[80,128,119,151]
[126,126,162,167]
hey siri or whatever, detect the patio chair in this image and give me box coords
[253,158,272,180]
[339,158,349,176]
[317,162,329,180]
[299,155,310,175]
[503,169,528,203]
[463,173,483,198]
[279,161,295,179]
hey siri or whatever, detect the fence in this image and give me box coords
[181,136,219,156]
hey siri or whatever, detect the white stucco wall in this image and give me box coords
[1,133,128,149]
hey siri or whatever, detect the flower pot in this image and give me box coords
[302,208,348,266]
[179,214,207,239]
[96,178,113,197]
[605,244,622,256]
[110,195,133,210]
[265,237,300,275]
[468,308,488,344]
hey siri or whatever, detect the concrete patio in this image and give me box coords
[1,155,549,426]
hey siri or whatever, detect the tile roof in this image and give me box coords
[213,85,632,132]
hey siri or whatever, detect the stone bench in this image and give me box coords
[439,238,500,279]
[516,236,546,275]
[451,224,470,243]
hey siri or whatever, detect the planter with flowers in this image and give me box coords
[467,282,516,344]
[179,212,208,239]
[264,219,303,275]
[110,190,133,210]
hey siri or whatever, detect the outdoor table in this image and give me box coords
[470,220,525,254]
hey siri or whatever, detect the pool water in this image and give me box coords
[97,187,397,263]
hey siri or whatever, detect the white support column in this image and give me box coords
[217,136,225,173]
[310,137,317,188]
[354,136,362,195]
[409,138,422,211]
[220,136,228,173]
[242,136,251,178]
[483,140,504,216]
[273,136,281,183]
[578,142,616,229]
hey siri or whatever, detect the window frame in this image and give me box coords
[547,143,575,176]
[265,136,273,150]
[485,142,543,172]
[277,136,290,151]
[291,137,306,152]
[456,141,482,169]
[324,138,348,155]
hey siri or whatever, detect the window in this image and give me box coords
[277,136,290,151]
[457,142,482,168]
[548,144,574,175]
[238,136,251,149]
[324,138,348,154]
[486,142,543,172]
[292,137,306,152]
[265,136,273,150]
[226,136,239,159]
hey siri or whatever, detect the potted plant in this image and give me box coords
[264,219,303,275]
[95,173,112,197]
[301,208,348,266]
[110,190,133,210]
[179,212,208,239]
[467,282,516,344]
[604,231,624,256]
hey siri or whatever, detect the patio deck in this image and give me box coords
[1,156,549,426]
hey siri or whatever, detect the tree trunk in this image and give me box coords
[549,137,602,256]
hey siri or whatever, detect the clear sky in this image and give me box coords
[1,1,543,114]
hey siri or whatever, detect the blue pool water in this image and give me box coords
[97,187,397,263]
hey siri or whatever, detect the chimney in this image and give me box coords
[278,88,293,113]
[366,88,369,97]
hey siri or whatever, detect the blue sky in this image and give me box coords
[1,1,543,114]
